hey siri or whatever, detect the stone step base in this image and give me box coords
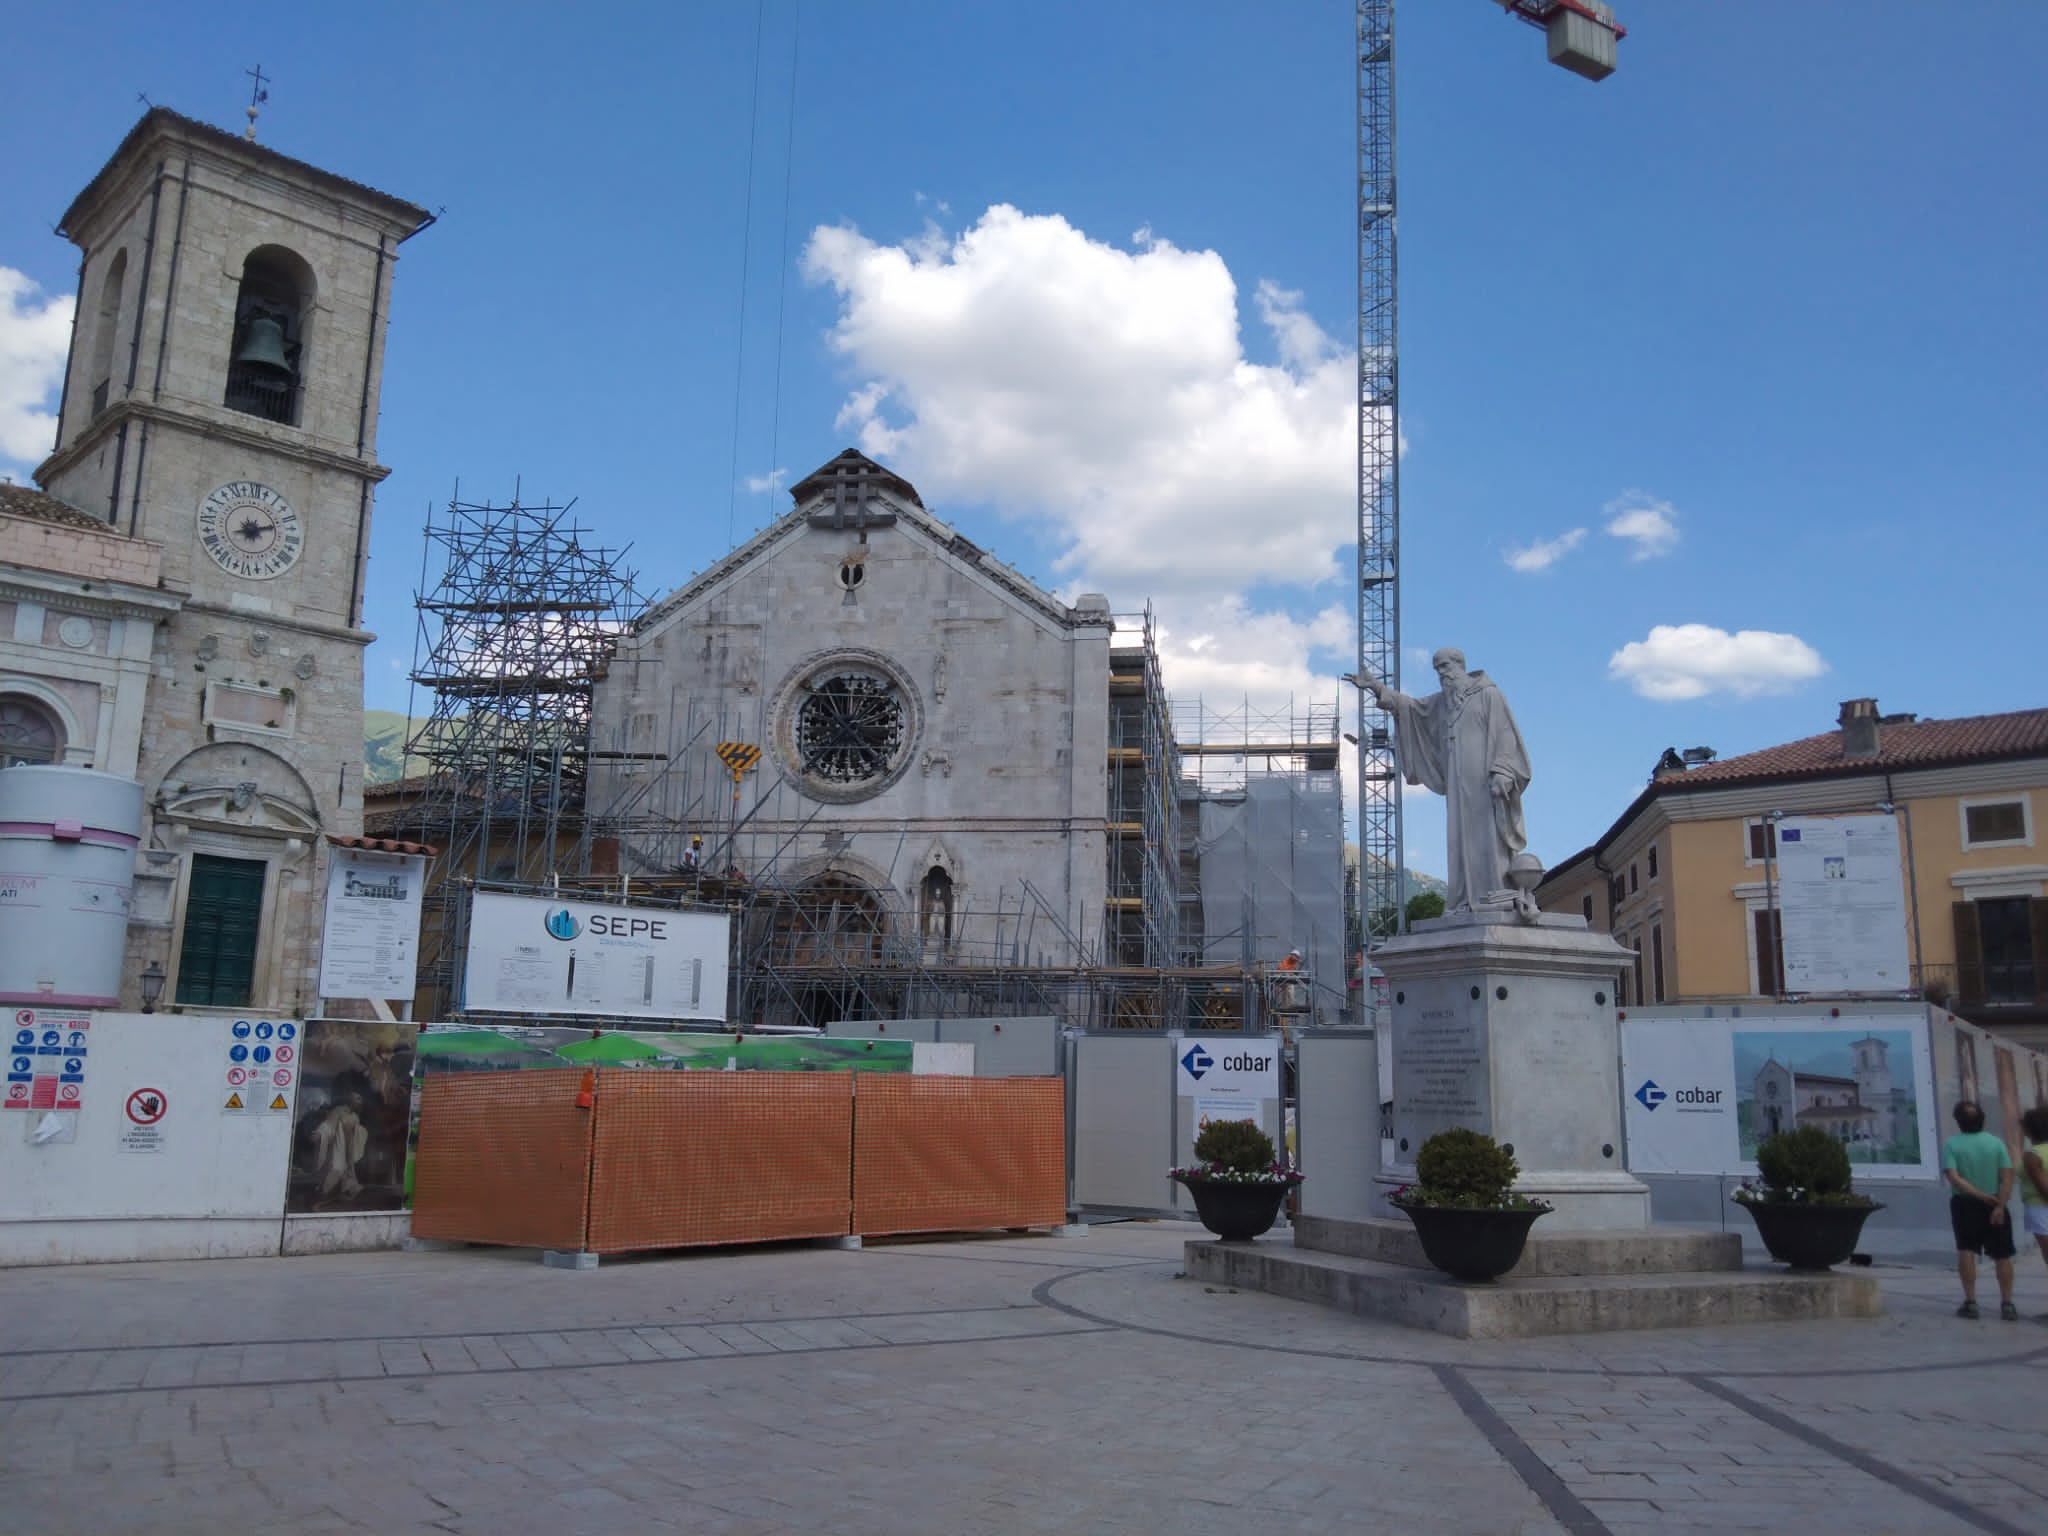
[1186,1238,1883,1339]
[1295,1214,1743,1278]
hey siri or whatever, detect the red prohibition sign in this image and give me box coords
[125,1088,168,1125]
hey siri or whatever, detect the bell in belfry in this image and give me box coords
[234,315,292,375]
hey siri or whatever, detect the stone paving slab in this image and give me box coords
[3,1223,2046,1534]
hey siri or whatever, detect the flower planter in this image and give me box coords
[1740,1200,1882,1271]
[1179,1178,1291,1242]
[1400,1204,1548,1282]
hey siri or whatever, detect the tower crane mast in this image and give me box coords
[1352,0,1621,955]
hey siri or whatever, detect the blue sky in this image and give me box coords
[3,2,2044,873]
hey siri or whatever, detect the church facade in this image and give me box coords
[586,453,1120,1018]
[4,108,429,1014]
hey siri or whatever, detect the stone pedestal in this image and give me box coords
[1374,911,1650,1229]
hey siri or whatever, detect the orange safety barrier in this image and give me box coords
[411,1068,593,1250]
[586,1072,854,1254]
[410,1068,1068,1254]
[851,1075,1067,1236]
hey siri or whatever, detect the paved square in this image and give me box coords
[3,1224,2044,1534]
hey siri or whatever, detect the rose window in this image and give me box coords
[795,673,904,785]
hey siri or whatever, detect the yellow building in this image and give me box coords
[1537,700,2048,1047]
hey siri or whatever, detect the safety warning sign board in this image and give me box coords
[7,1007,89,1112]
[224,1021,301,1112]
[120,1086,168,1153]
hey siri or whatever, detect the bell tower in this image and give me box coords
[33,107,431,1014]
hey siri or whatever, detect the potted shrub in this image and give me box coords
[1171,1119,1303,1242]
[1389,1128,1551,1282]
[1733,1125,1882,1271]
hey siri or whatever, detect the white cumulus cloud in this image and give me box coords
[743,468,788,495]
[0,267,73,472]
[1608,624,1827,701]
[1604,492,1680,561]
[1502,527,1586,574]
[800,205,1358,609]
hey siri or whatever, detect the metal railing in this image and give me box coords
[1914,963,2046,1011]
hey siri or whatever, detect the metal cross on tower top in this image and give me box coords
[243,64,271,142]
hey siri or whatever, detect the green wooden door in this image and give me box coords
[175,854,267,1006]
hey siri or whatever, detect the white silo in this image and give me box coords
[0,766,144,1007]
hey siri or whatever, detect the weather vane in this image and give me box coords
[244,64,270,142]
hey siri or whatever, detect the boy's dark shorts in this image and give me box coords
[1951,1194,2019,1260]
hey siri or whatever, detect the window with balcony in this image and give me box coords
[1953,896,2045,1009]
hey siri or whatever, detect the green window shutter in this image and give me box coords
[175,855,267,1007]
[2030,899,2048,1008]
[1952,901,1984,1010]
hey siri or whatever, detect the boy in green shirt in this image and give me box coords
[1942,1100,2016,1321]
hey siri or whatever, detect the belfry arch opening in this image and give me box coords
[224,244,315,425]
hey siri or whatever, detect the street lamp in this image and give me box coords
[139,960,166,1014]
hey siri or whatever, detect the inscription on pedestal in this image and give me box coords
[1404,1007,1485,1119]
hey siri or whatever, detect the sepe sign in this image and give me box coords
[462,891,732,1021]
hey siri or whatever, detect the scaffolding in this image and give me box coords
[1106,607,1181,970]
[373,524,1322,1036]
[386,489,643,1015]
[1173,695,1350,1027]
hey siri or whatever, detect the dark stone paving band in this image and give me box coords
[1686,1374,2031,1536]
[1,1325,1117,1405]
[1434,1362,1612,1536]
[1031,1263,2048,1381]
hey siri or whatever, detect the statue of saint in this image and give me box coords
[1360,648,1532,915]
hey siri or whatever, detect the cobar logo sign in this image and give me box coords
[1175,1039,1278,1098]
[1635,1077,1723,1114]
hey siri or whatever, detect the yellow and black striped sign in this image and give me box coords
[716,741,762,781]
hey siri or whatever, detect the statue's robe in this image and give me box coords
[1383,673,1531,912]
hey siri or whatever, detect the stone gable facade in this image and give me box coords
[588,452,1113,1001]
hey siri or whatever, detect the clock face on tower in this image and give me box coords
[196,481,304,580]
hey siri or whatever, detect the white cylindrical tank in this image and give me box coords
[0,766,144,1007]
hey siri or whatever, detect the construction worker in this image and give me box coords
[1276,948,1305,1012]
[681,834,703,871]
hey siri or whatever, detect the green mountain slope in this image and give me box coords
[363,711,436,785]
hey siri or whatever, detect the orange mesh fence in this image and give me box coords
[412,1069,593,1249]
[852,1075,1067,1236]
[585,1071,854,1254]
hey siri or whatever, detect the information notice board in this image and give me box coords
[1775,813,1911,994]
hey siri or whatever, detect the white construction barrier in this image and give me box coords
[2,1011,298,1265]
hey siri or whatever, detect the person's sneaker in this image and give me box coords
[1957,1300,1980,1319]
[2001,1301,2020,1322]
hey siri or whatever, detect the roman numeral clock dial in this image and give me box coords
[196,481,304,580]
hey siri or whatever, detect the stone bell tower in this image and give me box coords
[33,107,431,1013]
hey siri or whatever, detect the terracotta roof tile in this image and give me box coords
[1670,708,2048,789]
[328,833,438,857]
[0,483,106,531]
